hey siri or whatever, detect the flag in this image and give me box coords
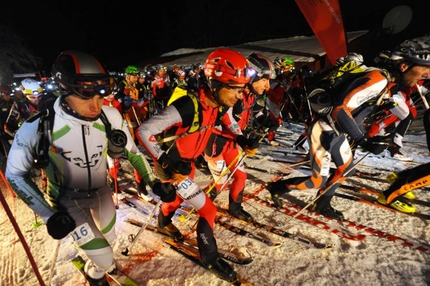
[295,0,347,66]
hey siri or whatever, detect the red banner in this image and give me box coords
[295,0,347,66]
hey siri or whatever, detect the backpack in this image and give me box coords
[27,92,114,169]
[308,61,387,116]
[158,86,201,145]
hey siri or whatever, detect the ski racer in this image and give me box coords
[5,50,173,286]
[136,48,251,283]
[203,53,276,222]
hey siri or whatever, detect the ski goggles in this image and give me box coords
[69,77,116,98]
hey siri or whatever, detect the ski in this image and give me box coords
[164,238,252,286]
[340,183,430,207]
[216,208,328,249]
[335,188,430,219]
[267,156,309,165]
[215,216,283,247]
[71,255,139,286]
[244,162,293,175]
[260,146,308,157]
[244,193,366,241]
[125,218,253,265]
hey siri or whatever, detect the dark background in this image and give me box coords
[1,0,429,73]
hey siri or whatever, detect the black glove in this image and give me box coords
[158,153,192,181]
[265,119,280,131]
[152,181,177,202]
[158,153,174,175]
[357,135,390,155]
[255,115,279,131]
[46,212,76,240]
[236,135,259,156]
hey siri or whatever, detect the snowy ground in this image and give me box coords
[1,107,430,286]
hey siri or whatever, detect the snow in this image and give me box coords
[2,33,430,285]
[1,104,430,286]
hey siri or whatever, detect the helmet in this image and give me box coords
[274,57,294,71]
[204,48,251,85]
[20,78,43,96]
[125,65,140,76]
[308,88,333,116]
[51,50,115,98]
[0,84,12,96]
[247,53,276,82]
[393,36,430,66]
[177,70,186,77]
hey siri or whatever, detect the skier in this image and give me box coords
[265,53,390,220]
[203,53,276,222]
[5,50,175,286]
[136,48,251,282]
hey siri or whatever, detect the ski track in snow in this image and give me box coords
[2,108,430,285]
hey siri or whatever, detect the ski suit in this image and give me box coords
[204,89,256,202]
[116,79,141,140]
[279,69,390,197]
[6,96,158,272]
[137,87,224,264]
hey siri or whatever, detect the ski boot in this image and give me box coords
[227,195,254,222]
[157,211,184,241]
[266,180,290,208]
[311,194,344,220]
[84,260,109,286]
[204,256,237,282]
[377,194,416,213]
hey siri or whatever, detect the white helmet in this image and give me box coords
[20,78,43,96]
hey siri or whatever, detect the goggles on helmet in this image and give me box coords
[68,77,115,98]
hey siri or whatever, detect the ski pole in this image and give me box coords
[0,187,46,285]
[185,154,247,231]
[178,151,245,223]
[0,169,16,198]
[113,158,120,209]
[283,151,370,224]
[417,83,430,110]
[121,200,162,256]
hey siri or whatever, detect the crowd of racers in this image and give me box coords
[1,36,430,284]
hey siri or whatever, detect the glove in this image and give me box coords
[132,98,149,108]
[357,135,390,155]
[152,181,177,202]
[172,160,192,182]
[122,96,132,113]
[158,153,192,182]
[46,212,76,240]
[236,135,259,156]
[266,119,280,131]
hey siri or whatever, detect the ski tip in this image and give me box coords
[232,276,253,286]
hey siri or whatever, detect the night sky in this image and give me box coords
[2,0,429,73]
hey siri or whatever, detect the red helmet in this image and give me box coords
[204,48,251,85]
